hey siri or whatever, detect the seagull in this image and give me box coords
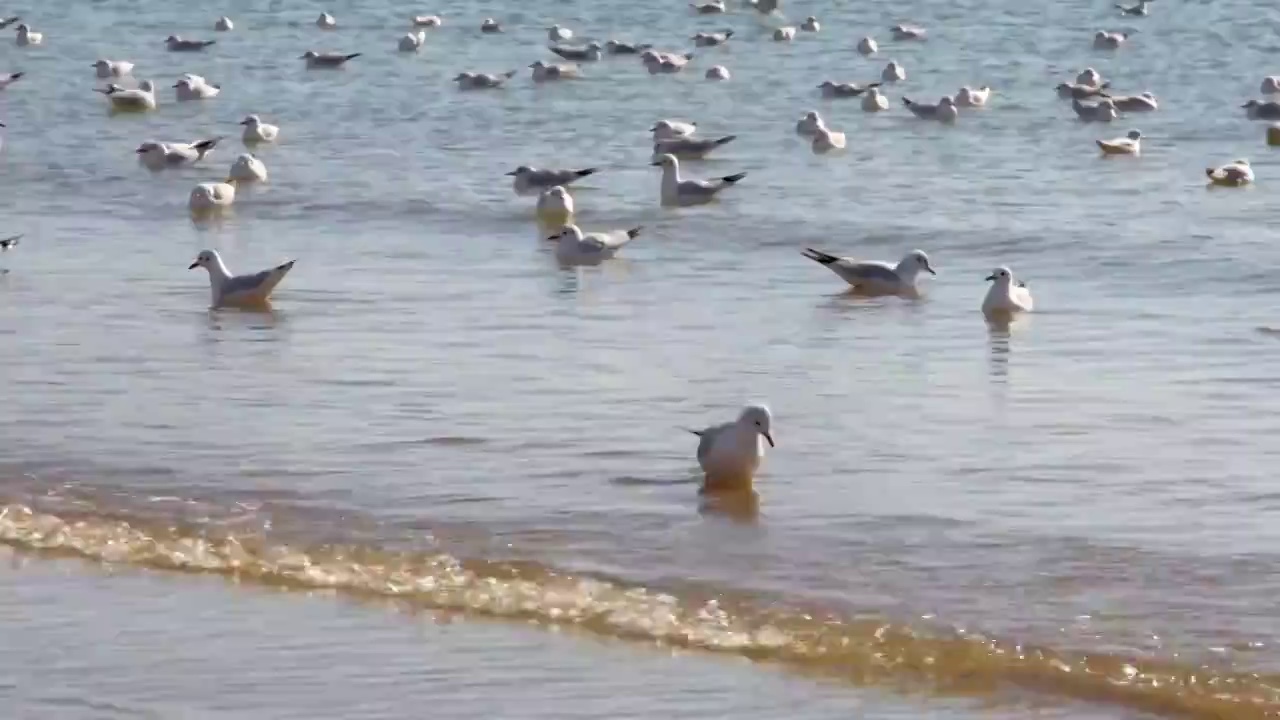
[549,224,643,266]
[1072,97,1119,121]
[1056,81,1111,100]
[529,60,580,81]
[454,70,517,89]
[773,26,797,41]
[801,16,820,32]
[862,87,890,111]
[604,40,652,55]
[536,186,574,230]
[188,249,295,308]
[188,178,239,214]
[398,31,425,52]
[651,153,745,207]
[891,24,926,40]
[881,61,906,82]
[547,24,573,41]
[229,153,268,183]
[15,23,41,46]
[982,267,1034,315]
[857,36,878,55]
[1099,91,1156,112]
[652,134,736,160]
[507,166,598,196]
[166,35,216,51]
[0,72,21,89]
[1096,129,1142,156]
[93,60,133,78]
[0,233,18,273]
[800,248,935,296]
[96,81,157,111]
[691,1,726,13]
[745,0,780,15]
[955,86,992,107]
[796,110,824,136]
[1076,68,1103,86]
[705,65,730,81]
[1116,0,1150,16]
[1242,100,1280,120]
[136,138,220,170]
[818,80,881,98]
[412,15,442,27]
[1261,76,1280,95]
[903,96,959,122]
[687,404,774,493]
[811,121,846,154]
[652,119,697,141]
[549,42,603,61]
[173,75,220,100]
[1206,159,1254,187]
[301,51,361,68]
[1093,30,1132,50]
[643,52,694,74]
[215,16,234,31]
[692,30,732,47]
[239,114,280,143]
[480,18,502,33]
[316,12,337,28]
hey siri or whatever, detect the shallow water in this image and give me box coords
[3,0,1280,717]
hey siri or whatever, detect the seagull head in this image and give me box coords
[188,249,221,270]
[546,224,584,242]
[650,153,678,168]
[300,51,319,60]
[1126,130,1142,140]
[239,114,261,126]
[505,165,532,177]
[985,266,1014,284]
[903,249,936,276]
[736,404,774,447]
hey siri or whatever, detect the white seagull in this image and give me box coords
[800,247,936,296]
[229,153,268,183]
[93,59,133,78]
[507,165,598,196]
[188,249,295,308]
[96,81,157,111]
[982,267,1034,315]
[687,404,775,493]
[240,114,280,143]
[651,153,746,207]
[549,224,643,266]
[136,138,220,170]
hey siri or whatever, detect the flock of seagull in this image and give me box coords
[0,0,1272,493]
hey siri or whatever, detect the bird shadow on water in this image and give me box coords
[986,313,1030,383]
[698,488,761,524]
[201,305,287,338]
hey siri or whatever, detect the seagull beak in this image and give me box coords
[171,83,181,88]
[135,147,145,153]
[649,161,662,166]
[762,431,775,447]
[504,170,517,176]
[188,261,200,270]
[926,265,937,275]
[985,274,996,282]
[545,234,560,241]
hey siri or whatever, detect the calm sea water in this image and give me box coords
[3,0,1280,717]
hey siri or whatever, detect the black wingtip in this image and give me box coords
[576,168,598,178]
[721,172,746,184]
[626,226,643,239]
[801,248,837,265]
[901,97,913,106]
[10,72,22,80]
[344,53,362,61]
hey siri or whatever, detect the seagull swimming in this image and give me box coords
[652,119,697,141]
[857,36,878,55]
[1076,68,1104,86]
[215,16,233,31]
[97,81,157,111]
[801,16,820,32]
[454,70,517,89]
[903,96,958,122]
[188,249,295,308]
[15,24,41,46]
[316,12,337,28]
[651,153,745,207]
[166,35,216,52]
[800,247,935,296]
[549,224,643,266]
[796,110,824,136]
[529,60,580,81]
[881,61,906,82]
[693,30,732,47]
[507,165,598,196]
[173,75,220,100]
[691,1,726,14]
[1206,158,1254,187]
[810,120,846,154]
[239,114,279,143]
[1116,0,1150,16]
[229,153,268,183]
[982,266,1034,315]
[819,80,880,98]
[773,26,797,41]
[1242,100,1280,120]
[536,185,574,230]
[301,51,361,68]
[1093,30,1132,50]
[547,24,573,41]
[688,404,774,493]
[745,0,780,15]
[412,15,442,27]
[891,24,927,40]
[1262,76,1280,95]
[862,87,890,111]
[550,42,603,61]
[955,86,991,107]
[1096,129,1142,155]
[480,18,502,33]
[93,59,133,78]
[1100,91,1156,112]
[604,40,652,55]
[136,138,220,170]
[398,31,426,52]
[652,134,736,160]
[188,177,239,214]
[705,65,730,80]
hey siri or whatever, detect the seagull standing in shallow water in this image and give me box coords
[687,404,775,493]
